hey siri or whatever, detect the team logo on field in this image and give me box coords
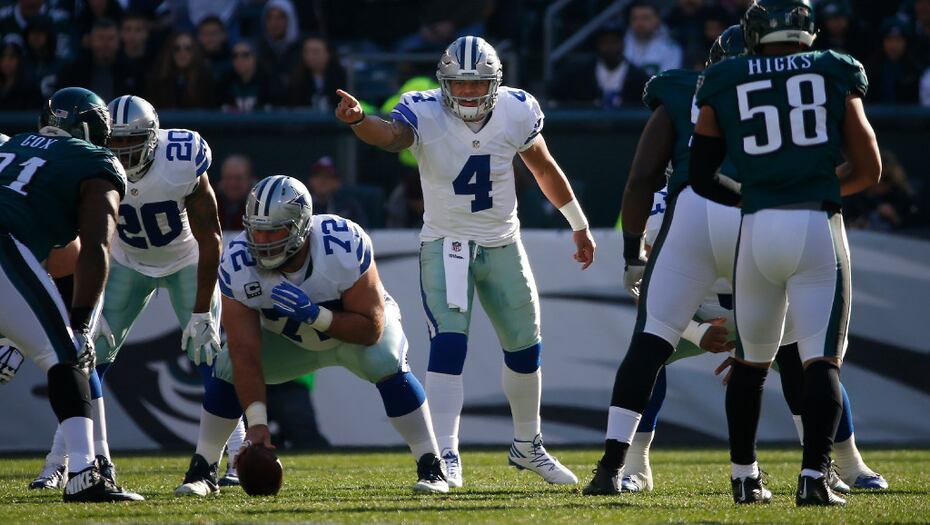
[245,281,262,298]
[472,140,480,149]
[451,241,462,253]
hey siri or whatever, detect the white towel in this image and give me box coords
[443,238,470,312]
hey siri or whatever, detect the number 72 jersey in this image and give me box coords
[392,86,544,247]
[111,128,211,277]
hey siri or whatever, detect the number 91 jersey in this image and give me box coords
[392,86,544,247]
[110,128,211,277]
[218,214,376,352]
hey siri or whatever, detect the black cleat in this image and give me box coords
[582,462,621,495]
[413,453,449,493]
[96,455,117,484]
[174,454,220,496]
[29,462,66,490]
[732,470,773,504]
[63,464,144,502]
[796,474,847,506]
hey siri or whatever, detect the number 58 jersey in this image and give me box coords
[392,86,544,247]
[111,128,212,277]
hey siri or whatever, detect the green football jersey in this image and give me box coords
[0,132,126,260]
[696,50,868,213]
[642,69,700,195]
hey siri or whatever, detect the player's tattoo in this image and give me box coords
[383,120,415,153]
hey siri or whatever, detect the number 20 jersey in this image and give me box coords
[111,128,212,277]
[392,86,544,247]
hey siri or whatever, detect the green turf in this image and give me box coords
[2,447,928,524]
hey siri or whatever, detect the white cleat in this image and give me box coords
[174,454,220,497]
[441,448,463,488]
[621,470,654,493]
[29,460,67,490]
[508,434,578,485]
[413,453,449,493]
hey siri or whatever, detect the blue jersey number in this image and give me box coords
[410,92,436,103]
[228,240,255,272]
[165,130,193,161]
[452,154,492,213]
[321,218,352,255]
[262,308,330,343]
[117,201,183,249]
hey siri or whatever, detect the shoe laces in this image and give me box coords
[38,462,65,480]
[525,437,558,472]
[441,450,461,476]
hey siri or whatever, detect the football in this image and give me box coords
[236,444,284,496]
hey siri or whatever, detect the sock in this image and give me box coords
[637,366,666,433]
[225,419,246,469]
[425,371,463,453]
[834,383,853,443]
[47,425,68,466]
[801,361,842,474]
[60,417,95,472]
[91,397,110,460]
[731,461,759,480]
[775,343,804,415]
[834,433,873,480]
[792,415,804,445]
[388,401,440,460]
[625,430,654,478]
[801,468,824,479]
[726,361,768,465]
[602,406,641,470]
[196,408,240,466]
[502,368,541,441]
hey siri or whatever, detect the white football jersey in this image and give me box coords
[110,128,212,277]
[392,86,544,247]
[218,214,378,352]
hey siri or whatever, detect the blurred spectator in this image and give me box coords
[22,14,62,97]
[813,0,869,61]
[285,35,346,110]
[187,0,239,32]
[0,0,73,61]
[665,0,727,70]
[196,15,230,80]
[551,25,649,108]
[911,0,930,67]
[57,18,123,101]
[844,150,920,231]
[699,8,728,69]
[395,0,490,52]
[0,37,42,109]
[256,0,300,97]
[146,31,216,108]
[386,171,424,228]
[216,154,256,230]
[305,156,369,228]
[218,39,273,112]
[624,0,682,76]
[75,0,124,46]
[866,18,921,104]
[118,11,152,95]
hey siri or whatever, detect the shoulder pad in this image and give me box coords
[823,51,868,98]
[695,59,738,107]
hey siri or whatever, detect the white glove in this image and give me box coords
[0,345,24,384]
[91,314,117,350]
[623,259,646,299]
[73,329,96,376]
[181,312,220,366]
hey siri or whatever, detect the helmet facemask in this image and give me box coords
[110,129,157,182]
[243,219,308,270]
[437,36,503,122]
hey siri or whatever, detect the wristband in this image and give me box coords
[309,306,333,332]
[244,401,268,427]
[622,232,643,262]
[558,199,589,231]
[682,320,712,348]
[348,112,366,127]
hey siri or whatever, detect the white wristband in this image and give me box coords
[244,401,267,427]
[310,306,333,332]
[682,320,712,348]
[559,199,589,231]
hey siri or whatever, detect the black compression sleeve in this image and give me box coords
[688,133,740,207]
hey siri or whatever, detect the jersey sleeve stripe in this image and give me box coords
[219,265,231,286]
[218,277,234,298]
[195,138,207,166]
[523,130,540,145]
[391,103,418,131]
[359,244,372,275]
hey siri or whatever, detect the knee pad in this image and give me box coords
[202,374,243,420]
[427,332,467,375]
[503,342,541,374]
[47,363,92,422]
[376,371,426,418]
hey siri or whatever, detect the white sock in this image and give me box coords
[625,430,654,476]
[731,461,760,480]
[792,415,804,446]
[834,433,873,479]
[425,371,463,453]
[225,418,247,469]
[47,424,68,466]
[388,401,440,461]
[60,417,95,473]
[502,367,541,441]
[91,397,110,460]
[195,408,240,466]
[606,406,642,445]
[801,468,824,479]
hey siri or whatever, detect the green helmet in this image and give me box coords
[742,0,816,54]
[707,25,747,67]
[39,87,112,147]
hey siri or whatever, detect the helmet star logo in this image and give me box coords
[289,193,309,208]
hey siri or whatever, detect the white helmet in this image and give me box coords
[107,95,159,182]
[436,36,502,122]
[243,175,313,270]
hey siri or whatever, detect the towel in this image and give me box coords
[443,238,470,312]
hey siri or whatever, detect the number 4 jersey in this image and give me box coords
[696,50,867,213]
[392,86,544,247]
[111,128,211,277]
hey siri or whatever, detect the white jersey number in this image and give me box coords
[452,154,492,212]
[736,73,828,156]
[0,154,46,196]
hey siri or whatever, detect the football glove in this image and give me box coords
[271,281,320,324]
[181,312,220,366]
[623,258,646,299]
[0,345,24,384]
[73,328,96,376]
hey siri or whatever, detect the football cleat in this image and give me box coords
[174,454,219,497]
[621,472,653,493]
[413,453,449,493]
[218,465,240,487]
[508,434,578,485]
[63,464,144,502]
[732,470,773,504]
[29,461,66,490]
[853,473,889,490]
[440,448,463,488]
[796,474,847,506]
[97,455,117,485]
[582,462,621,495]
[827,461,850,494]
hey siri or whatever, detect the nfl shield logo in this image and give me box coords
[452,241,462,252]
[472,140,480,149]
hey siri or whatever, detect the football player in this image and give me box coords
[174,176,448,495]
[30,95,246,489]
[0,87,142,501]
[689,0,880,506]
[335,36,595,488]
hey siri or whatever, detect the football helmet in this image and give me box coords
[39,87,111,147]
[107,95,159,182]
[242,175,313,270]
[707,25,747,67]
[436,36,503,122]
[742,0,816,53]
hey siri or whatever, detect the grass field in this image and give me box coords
[2,447,929,524]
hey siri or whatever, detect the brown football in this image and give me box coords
[236,444,283,496]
